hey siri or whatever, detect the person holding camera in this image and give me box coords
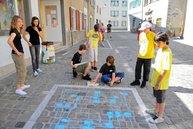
[86,24,102,72]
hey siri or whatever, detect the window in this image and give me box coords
[122,21,127,27]
[156,18,162,28]
[112,21,119,26]
[80,12,82,30]
[0,0,25,35]
[111,0,119,6]
[100,8,101,15]
[111,11,119,17]
[122,11,127,17]
[97,5,98,13]
[122,1,127,6]
[72,9,76,30]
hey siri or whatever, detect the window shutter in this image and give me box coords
[76,10,80,30]
[138,0,141,6]
[82,13,84,30]
[70,7,73,29]
[133,0,136,8]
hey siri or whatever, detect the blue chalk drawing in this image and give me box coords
[105,123,114,128]
[56,103,63,108]
[70,94,76,97]
[48,89,134,129]
[110,99,115,103]
[93,100,100,103]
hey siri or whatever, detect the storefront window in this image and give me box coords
[0,0,24,34]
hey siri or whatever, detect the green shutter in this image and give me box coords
[138,0,141,6]
[133,0,136,8]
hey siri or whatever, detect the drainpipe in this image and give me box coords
[141,0,143,22]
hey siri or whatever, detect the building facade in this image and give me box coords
[128,0,185,36]
[95,0,102,25]
[0,0,95,80]
[101,0,128,30]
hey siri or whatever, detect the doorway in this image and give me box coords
[40,0,63,42]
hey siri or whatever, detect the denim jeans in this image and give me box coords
[101,72,124,82]
[29,45,40,72]
[135,58,151,81]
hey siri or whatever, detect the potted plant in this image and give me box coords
[167,23,173,37]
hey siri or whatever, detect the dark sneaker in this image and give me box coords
[114,78,122,84]
[130,80,140,86]
[110,36,112,38]
[73,71,77,77]
[140,81,146,88]
[82,75,91,80]
[91,66,95,72]
[94,67,97,71]
[149,115,164,124]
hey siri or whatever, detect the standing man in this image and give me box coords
[130,21,156,88]
[107,20,112,38]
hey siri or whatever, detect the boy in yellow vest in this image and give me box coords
[146,32,172,124]
[130,21,156,88]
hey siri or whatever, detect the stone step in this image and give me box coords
[54,42,66,53]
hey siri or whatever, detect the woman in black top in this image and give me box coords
[8,15,30,95]
[23,16,43,77]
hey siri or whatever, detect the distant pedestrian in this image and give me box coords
[130,21,156,88]
[8,15,30,95]
[70,44,91,80]
[23,16,43,77]
[148,19,153,31]
[137,22,142,40]
[146,32,172,124]
[100,23,105,41]
[107,20,112,38]
[92,56,124,87]
[86,24,102,72]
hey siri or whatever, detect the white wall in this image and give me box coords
[30,0,40,17]
[184,0,193,40]
[95,0,102,24]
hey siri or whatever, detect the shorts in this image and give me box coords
[89,47,98,62]
[101,72,124,82]
[153,88,166,103]
[107,30,111,33]
[74,63,90,76]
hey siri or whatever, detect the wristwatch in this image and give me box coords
[156,83,160,86]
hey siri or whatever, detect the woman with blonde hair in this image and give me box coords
[8,15,30,95]
[23,16,43,76]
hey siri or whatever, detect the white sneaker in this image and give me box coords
[146,108,158,116]
[21,85,30,90]
[36,68,42,72]
[15,89,27,95]
[149,115,164,124]
[34,71,38,77]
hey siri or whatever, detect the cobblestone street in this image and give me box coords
[0,32,193,129]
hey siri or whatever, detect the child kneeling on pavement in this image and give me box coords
[92,56,124,86]
[70,44,91,80]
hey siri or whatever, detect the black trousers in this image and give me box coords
[135,58,151,81]
[29,45,40,72]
